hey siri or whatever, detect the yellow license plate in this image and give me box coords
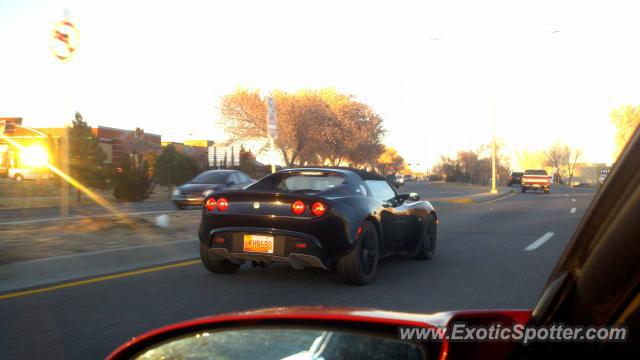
[243,234,274,254]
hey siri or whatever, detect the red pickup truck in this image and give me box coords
[521,169,551,194]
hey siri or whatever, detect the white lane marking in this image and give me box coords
[566,194,569,197]
[525,232,555,251]
[0,209,199,225]
[572,198,576,202]
[570,207,576,214]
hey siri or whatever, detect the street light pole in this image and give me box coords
[490,99,498,194]
[51,9,79,223]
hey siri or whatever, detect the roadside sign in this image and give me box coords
[266,97,277,139]
[51,19,79,61]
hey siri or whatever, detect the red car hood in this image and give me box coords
[108,306,531,359]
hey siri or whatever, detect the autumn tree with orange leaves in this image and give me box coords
[219,88,386,169]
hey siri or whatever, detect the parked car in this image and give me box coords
[8,167,53,181]
[171,170,254,209]
[507,171,523,186]
[521,169,551,194]
[197,168,436,284]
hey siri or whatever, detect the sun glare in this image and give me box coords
[20,145,49,167]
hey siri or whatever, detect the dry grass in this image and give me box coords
[0,211,200,265]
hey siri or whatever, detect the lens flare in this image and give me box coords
[20,145,49,167]
[0,131,130,224]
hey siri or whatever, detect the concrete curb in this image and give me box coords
[0,239,199,293]
[432,189,515,205]
[0,197,168,211]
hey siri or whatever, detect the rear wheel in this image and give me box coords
[200,243,241,274]
[337,221,379,285]
[415,213,437,260]
[174,201,187,210]
[521,187,526,193]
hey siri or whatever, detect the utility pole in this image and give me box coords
[490,99,498,194]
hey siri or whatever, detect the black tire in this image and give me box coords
[521,187,526,193]
[415,213,437,260]
[200,242,241,274]
[337,221,379,285]
[174,202,187,210]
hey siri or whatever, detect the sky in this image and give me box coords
[1,0,639,171]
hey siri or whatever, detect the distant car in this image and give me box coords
[171,170,254,209]
[8,167,53,181]
[403,174,413,182]
[521,169,551,194]
[197,167,437,284]
[507,172,523,186]
[385,174,403,188]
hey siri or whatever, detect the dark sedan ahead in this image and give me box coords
[507,171,524,186]
[171,170,254,209]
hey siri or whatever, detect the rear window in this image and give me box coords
[191,172,229,184]
[276,172,346,194]
[525,170,548,175]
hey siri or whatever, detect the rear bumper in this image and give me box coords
[521,184,550,189]
[207,248,327,270]
[202,227,330,269]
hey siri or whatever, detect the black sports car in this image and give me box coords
[198,168,437,284]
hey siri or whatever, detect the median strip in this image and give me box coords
[525,232,555,251]
[0,209,199,226]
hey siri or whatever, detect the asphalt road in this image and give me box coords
[0,185,597,359]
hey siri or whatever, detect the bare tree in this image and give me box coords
[566,147,583,186]
[545,143,570,184]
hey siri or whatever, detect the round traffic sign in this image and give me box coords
[51,20,79,61]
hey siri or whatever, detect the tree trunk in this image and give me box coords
[278,146,291,167]
[76,188,82,204]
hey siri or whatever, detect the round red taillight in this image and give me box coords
[311,202,326,216]
[205,197,217,212]
[291,200,306,215]
[217,197,229,211]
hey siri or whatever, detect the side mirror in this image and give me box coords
[395,192,420,203]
